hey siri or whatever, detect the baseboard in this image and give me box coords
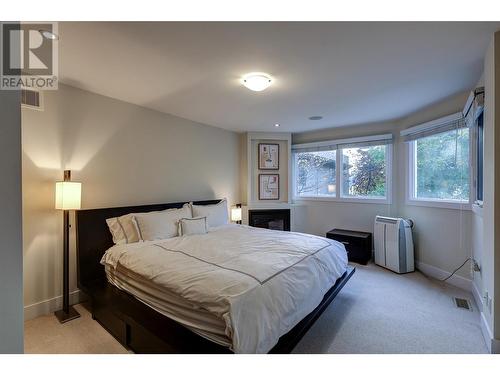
[478,311,500,354]
[492,338,500,354]
[466,281,500,354]
[471,281,483,312]
[24,289,87,321]
[415,261,472,291]
[416,263,500,352]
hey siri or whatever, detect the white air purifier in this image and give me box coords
[374,216,414,273]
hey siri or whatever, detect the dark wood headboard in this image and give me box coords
[75,199,222,292]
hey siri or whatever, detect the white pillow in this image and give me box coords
[134,204,192,241]
[106,213,141,245]
[179,217,208,236]
[191,199,229,228]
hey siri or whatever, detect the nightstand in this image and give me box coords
[326,228,372,265]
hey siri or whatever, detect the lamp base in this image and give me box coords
[54,306,81,324]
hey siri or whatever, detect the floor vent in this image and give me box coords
[454,297,472,311]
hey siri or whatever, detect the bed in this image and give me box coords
[76,199,355,354]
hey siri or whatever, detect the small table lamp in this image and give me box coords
[54,170,82,323]
[231,204,242,225]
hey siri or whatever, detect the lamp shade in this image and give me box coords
[231,207,242,222]
[55,181,82,210]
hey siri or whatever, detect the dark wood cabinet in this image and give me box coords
[326,228,372,265]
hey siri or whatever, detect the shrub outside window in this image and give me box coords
[294,150,336,197]
[410,127,470,203]
[341,145,387,199]
[293,137,391,203]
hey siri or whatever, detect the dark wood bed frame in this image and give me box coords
[76,199,355,354]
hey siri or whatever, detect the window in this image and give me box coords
[294,150,336,197]
[409,127,470,203]
[292,134,392,202]
[476,112,484,203]
[341,145,387,199]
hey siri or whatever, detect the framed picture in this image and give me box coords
[258,143,279,170]
[259,174,280,200]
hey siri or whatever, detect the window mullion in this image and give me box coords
[336,150,341,199]
[413,142,417,200]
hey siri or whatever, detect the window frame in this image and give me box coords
[406,128,473,210]
[339,143,392,203]
[292,149,338,200]
[292,141,392,205]
[475,111,484,206]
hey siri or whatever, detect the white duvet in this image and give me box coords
[101,224,348,353]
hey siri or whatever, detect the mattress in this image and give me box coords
[101,224,348,353]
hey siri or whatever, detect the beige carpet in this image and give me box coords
[24,303,129,354]
[293,263,487,354]
[24,263,487,354]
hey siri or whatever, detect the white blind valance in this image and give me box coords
[291,141,338,153]
[292,133,393,153]
[338,137,392,149]
[400,112,465,142]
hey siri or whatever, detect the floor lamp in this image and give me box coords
[54,170,82,323]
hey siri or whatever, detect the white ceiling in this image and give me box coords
[59,22,500,133]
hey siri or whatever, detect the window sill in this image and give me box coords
[293,196,391,205]
[405,199,471,210]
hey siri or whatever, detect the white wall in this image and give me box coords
[21,84,241,319]
[292,92,474,283]
[493,31,500,350]
[0,89,24,353]
[476,31,500,352]
[250,139,289,203]
[242,132,292,207]
[472,42,496,350]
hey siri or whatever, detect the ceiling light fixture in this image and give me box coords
[308,116,323,121]
[40,30,59,40]
[274,123,280,127]
[242,72,273,92]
